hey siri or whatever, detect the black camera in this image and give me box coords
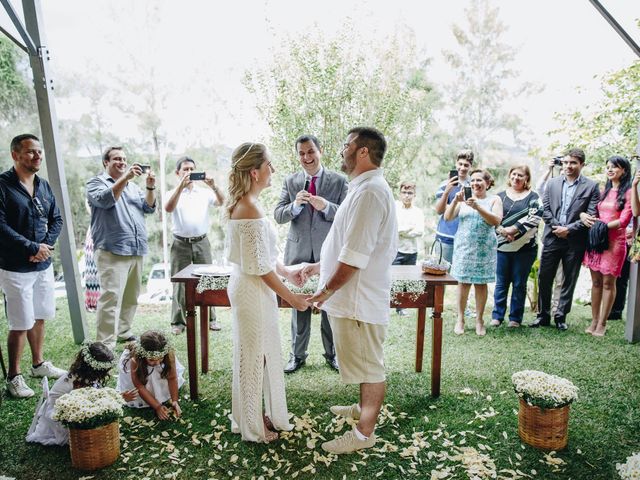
[553,156,564,167]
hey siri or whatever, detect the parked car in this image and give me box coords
[147,263,171,294]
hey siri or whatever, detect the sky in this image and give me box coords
[1,0,638,152]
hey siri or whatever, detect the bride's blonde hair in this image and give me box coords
[225,142,268,218]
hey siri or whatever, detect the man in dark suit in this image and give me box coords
[274,135,349,373]
[532,148,599,331]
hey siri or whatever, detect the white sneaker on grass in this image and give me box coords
[322,428,376,454]
[7,374,35,398]
[31,361,66,379]
[330,403,361,420]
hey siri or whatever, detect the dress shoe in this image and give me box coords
[556,322,569,331]
[284,357,305,374]
[118,335,137,343]
[326,357,339,372]
[530,319,550,328]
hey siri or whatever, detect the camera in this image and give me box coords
[189,172,206,181]
[553,156,564,167]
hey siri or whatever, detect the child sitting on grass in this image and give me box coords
[117,330,185,420]
[26,341,137,445]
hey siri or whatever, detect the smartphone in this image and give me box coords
[189,172,206,181]
[464,186,472,200]
[303,178,310,191]
[138,164,151,173]
[449,169,459,185]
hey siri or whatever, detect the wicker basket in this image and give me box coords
[69,421,120,470]
[518,398,569,450]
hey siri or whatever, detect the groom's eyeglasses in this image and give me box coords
[33,197,46,217]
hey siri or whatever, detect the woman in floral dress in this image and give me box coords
[445,169,502,336]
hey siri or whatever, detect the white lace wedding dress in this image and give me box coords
[226,218,293,442]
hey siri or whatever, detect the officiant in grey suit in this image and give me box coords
[532,148,599,331]
[274,135,349,373]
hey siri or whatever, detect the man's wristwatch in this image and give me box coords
[320,285,335,297]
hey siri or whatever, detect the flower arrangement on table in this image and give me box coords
[512,370,578,409]
[617,452,640,479]
[53,387,123,430]
[197,274,428,303]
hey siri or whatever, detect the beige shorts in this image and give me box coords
[329,315,387,384]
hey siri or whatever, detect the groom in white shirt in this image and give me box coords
[302,127,397,454]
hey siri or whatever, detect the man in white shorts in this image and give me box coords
[0,134,66,398]
[304,127,397,454]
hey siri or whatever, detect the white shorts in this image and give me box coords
[0,265,55,330]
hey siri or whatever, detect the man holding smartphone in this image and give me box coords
[164,156,225,335]
[434,149,474,264]
[87,146,156,349]
[274,135,348,374]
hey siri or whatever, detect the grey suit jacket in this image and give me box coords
[274,169,348,265]
[541,174,600,247]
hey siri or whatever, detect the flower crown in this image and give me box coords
[134,341,172,360]
[81,342,116,371]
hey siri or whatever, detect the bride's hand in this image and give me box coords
[289,293,311,312]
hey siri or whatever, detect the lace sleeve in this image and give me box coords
[237,221,274,275]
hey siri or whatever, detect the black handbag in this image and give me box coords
[586,221,609,253]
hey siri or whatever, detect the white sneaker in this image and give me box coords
[7,374,35,398]
[330,403,361,420]
[322,428,376,454]
[171,325,185,335]
[31,361,66,379]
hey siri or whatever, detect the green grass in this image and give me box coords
[1,296,639,480]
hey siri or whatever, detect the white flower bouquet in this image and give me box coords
[53,387,123,430]
[617,452,640,479]
[512,370,578,409]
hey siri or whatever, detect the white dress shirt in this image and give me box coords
[169,185,217,237]
[395,200,424,254]
[319,169,398,325]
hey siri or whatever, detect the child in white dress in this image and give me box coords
[26,342,137,445]
[117,330,185,420]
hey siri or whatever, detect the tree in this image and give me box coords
[548,58,640,168]
[243,25,438,189]
[441,0,540,162]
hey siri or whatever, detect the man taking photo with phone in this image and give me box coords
[434,149,474,264]
[164,156,225,335]
[274,135,348,374]
[87,146,156,349]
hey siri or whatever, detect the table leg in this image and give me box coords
[185,306,198,400]
[431,285,445,398]
[415,307,426,373]
[184,281,198,400]
[200,306,209,374]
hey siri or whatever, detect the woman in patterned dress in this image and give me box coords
[581,156,632,337]
[225,143,309,443]
[445,169,502,336]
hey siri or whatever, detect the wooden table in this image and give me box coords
[171,264,457,400]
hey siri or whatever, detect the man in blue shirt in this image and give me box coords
[434,149,474,264]
[87,147,156,348]
[0,134,65,398]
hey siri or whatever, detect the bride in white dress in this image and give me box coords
[225,142,310,443]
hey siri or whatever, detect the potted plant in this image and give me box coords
[53,387,123,470]
[512,370,578,450]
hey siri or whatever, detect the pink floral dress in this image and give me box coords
[583,189,632,277]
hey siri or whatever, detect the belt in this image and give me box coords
[173,233,207,243]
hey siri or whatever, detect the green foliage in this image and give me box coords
[549,56,640,171]
[243,24,438,189]
[442,0,541,161]
[0,37,33,126]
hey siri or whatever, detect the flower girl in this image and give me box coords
[26,341,137,445]
[117,330,185,420]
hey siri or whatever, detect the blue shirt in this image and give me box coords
[435,178,469,244]
[559,175,583,225]
[0,167,63,272]
[86,173,155,256]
